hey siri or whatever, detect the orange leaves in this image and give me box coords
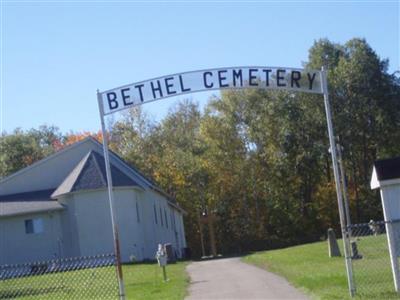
[63,131,103,147]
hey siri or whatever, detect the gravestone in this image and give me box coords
[328,228,341,257]
[351,240,363,259]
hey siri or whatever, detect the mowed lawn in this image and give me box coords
[243,235,399,299]
[0,262,188,300]
[124,262,189,299]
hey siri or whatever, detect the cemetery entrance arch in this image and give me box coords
[96,66,355,299]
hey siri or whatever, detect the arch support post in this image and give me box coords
[321,66,356,297]
[97,91,126,300]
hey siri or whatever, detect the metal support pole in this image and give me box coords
[337,143,352,233]
[320,67,356,297]
[97,91,126,300]
[162,266,168,282]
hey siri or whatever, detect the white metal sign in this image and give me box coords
[99,67,323,115]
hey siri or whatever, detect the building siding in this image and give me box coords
[0,211,62,265]
[0,138,187,265]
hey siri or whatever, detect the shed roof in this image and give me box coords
[373,157,400,181]
[0,190,63,217]
[0,189,55,202]
[51,150,140,198]
[371,156,400,189]
[0,201,64,218]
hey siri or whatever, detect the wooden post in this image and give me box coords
[197,209,206,257]
[208,213,217,257]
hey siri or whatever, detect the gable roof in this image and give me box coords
[0,138,92,186]
[87,137,177,203]
[0,190,63,218]
[371,156,400,189]
[52,150,140,198]
[0,137,150,193]
[0,136,184,213]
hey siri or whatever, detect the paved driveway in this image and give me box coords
[185,257,309,300]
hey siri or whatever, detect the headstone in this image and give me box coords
[328,228,341,257]
[351,241,363,259]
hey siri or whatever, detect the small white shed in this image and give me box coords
[371,156,400,293]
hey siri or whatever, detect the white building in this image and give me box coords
[370,156,400,292]
[0,137,186,265]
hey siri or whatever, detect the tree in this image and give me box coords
[0,126,63,178]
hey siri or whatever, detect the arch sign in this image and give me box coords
[100,67,323,115]
[96,66,355,299]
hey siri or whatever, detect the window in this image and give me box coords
[153,204,158,224]
[164,208,168,228]
[170,212,175,231]
[160,206,164,227]
[25,218,44,234]
[136,202,140,223]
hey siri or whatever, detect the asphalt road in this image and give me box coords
[185,257,309,300]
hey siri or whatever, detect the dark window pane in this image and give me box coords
[25,219,33,234]
[153,204,158,224]
[136,202,140,223]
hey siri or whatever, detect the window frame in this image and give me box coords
[25,218,44,234]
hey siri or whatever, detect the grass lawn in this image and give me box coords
[243,235,399,299]
[124,262,189,300]
[0,261,189,300]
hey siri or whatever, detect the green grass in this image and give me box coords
[243,235,399,299]
[0,262,189,300]
[123,262,189,300]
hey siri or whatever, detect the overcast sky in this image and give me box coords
[1,1,399,133]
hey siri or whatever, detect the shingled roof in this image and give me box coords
[0,190,63,217]
[52,150,140,198]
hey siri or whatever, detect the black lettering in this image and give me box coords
[249,68,258,86]
[277,69,286,87]
[291,71,301,88]
[307,73,316,90]
[150,80,163,99]
[121,88,133,106]
[262,69,271,86]
[232,69,243,87]
[203,72,213,88]
[179,75,191,92]
[107,92,118,110]
[164,77,176,95]
[218,70,229,88]
[134,84,144,102]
